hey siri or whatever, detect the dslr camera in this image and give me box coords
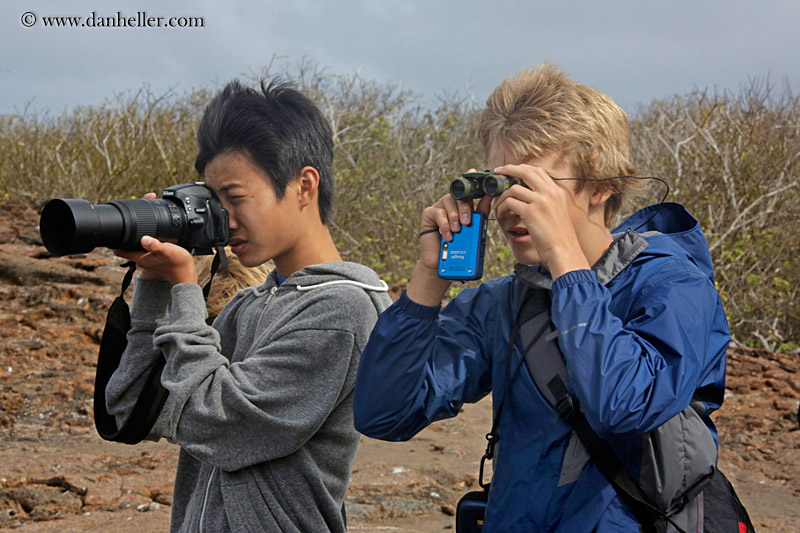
[39,182,229,256]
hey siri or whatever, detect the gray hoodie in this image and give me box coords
[106,261,392,532]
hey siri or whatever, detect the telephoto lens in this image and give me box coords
[39,182,228,257]
[40,198,180,256]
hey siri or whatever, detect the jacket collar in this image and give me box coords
[514,228,650,289]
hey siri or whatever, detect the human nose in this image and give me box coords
[224,207,239,231]
[494,202,518,223]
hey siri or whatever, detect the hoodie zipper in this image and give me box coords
[198,285,277,532]
[255,286,279,333]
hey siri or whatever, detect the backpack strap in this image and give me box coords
[477,274,551,490]
[547,374,680,533]
[515,262,687,533]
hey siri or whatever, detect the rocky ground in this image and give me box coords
[0,200,798,531]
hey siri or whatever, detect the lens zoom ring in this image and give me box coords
[126,202,159,239]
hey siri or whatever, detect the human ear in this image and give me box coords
[296,166,320,209]
[589,183,613,207]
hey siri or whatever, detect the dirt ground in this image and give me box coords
[1,201,799,531]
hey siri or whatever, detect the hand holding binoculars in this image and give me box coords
[449,170,526,200]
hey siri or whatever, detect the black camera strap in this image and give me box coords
[206,192,229,297]
[478,278,551,490]
[93,261,169,444]
[202,245,228,300]
[94,246,227,444]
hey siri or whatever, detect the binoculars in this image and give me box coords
[449,170,525,200]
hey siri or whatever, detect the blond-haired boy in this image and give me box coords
[354,64,730,532]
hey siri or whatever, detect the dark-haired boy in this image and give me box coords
[106,80,391,532]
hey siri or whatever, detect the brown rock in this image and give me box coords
[0,250,106,286]
[82,473,123,509]
[152,491,173,506]
[1,486,82,517]
[117,491,152,510]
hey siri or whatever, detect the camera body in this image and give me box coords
[40,182,229,256]
[438,211,487,281]
[158,182,229,254]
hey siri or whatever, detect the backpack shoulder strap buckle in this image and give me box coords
[554,393,575,421]
[548,375,575,421]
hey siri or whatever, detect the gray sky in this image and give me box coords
[2,0,798,116]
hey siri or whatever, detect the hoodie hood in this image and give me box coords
[614,202,716,284]
[267,261,390,313]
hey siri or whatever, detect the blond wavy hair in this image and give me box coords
[195,249,273,321]
[478,63,646,226]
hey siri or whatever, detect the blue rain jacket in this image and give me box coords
[353,203,729,532]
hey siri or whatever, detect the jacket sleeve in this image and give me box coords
[152,283,366,472]
[353,288,497,442]
[551,266,726,439]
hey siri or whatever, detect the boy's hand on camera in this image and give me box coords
[113,191,197,285]
[492,163,589,276]
[114,236,198,285]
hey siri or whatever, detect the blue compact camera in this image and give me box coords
[438,211,487,281]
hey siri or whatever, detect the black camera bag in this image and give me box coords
[456,486,489,533]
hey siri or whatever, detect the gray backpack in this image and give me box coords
[513,263,752,533]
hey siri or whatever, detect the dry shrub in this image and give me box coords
[631,79,800,349]
[1,67,797,347]
[0,87,210,203]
